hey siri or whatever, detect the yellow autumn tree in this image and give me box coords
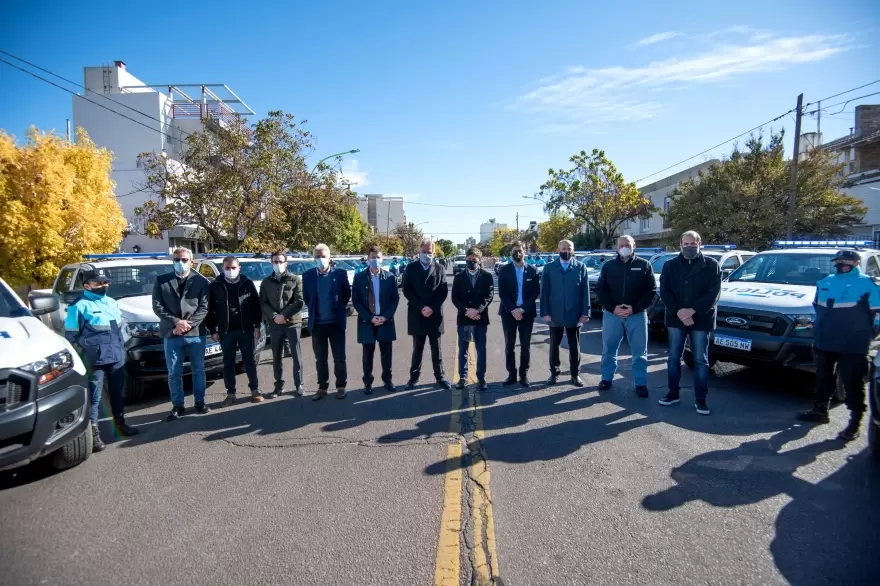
[0,128,125,287]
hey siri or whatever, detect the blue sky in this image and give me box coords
[1,0,877,245]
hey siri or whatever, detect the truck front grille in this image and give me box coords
[0,373,30,410]
[716,310,788,336]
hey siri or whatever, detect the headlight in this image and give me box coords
[125,322,161,338]
[21,349,74,385]
[788,314,814,330]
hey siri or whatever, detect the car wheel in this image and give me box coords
[51,426,92,471]
[123,372,147,404]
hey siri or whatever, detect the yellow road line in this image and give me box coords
[470,390,500,585]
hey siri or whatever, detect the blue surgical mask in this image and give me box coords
[368,258,380,269]
[420,252,433,264]
[173,260,189,274]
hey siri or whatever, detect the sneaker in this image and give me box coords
[194,402,211,414]
[336,388,347,400]
[251,391,264,403]
[293,386,305,397]
[220,394,235,408]
[113,418,140,436]
[269,389,285,399]
[635,386,649,398]
[405,379,418,390]
[478,380,488,392]
[546,375,559,386]
[166,405,186,421]
[597,380,612,391]
[312,389,329,401]
[658,393,680,406]
[437,379,452,390]
[455,379,467,390]
[695,400,711,415]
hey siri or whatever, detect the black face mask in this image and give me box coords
[559,251,571,261]
[466,260,478,270]
[89,286,108,297]
[512,251,524,262]
[836,264,853,274]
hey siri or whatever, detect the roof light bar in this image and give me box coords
[635,247,665,253]
[701,244,737,250]
[83,253,168,259]
[772,240,872,248]
[200,253,260,258]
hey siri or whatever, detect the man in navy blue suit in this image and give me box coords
[497,241,541,387]
[352,245,400,394]
[302,243,352,400]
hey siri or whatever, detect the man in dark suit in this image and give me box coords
[302,243,352,400]
[497,241,540,388]
[403,237,452,390]
[352,245,400,394]
[451,247,495,391]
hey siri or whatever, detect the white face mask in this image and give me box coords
[224,268,240,280]
[272,262,286,275]
[317,257,331,270]
[619,247,633,258]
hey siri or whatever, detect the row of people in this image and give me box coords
[63,232,875,452]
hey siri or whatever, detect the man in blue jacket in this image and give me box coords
[302,243,352,400]
[352,245,400,394]
[540,239,591,387]
[65,268,139,452]
[797,250,880,440]
[498,241,540,387]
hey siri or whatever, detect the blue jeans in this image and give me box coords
[164,335,207,406]
[457,325,487,381]
[89,359,126,423]
[667,327,710,400]
[600,311,648,386]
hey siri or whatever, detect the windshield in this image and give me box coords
[651,253,677,273]
[728,252,835,286]
[96,264,173,299]
[333,259,358,270]
[212,260,274,282]
[454,255,466,263]
[578,255,610,269]
[287,260,317,275]
[0,282,29,318]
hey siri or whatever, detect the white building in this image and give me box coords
[479,219,507,243]
[356,194,406,235]
[72,61,254,253]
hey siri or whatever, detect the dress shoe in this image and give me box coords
[502,375,517,386]
[520,377,532,388]
[635,385,649,398]
[363,385,373,395]
[405,379,418,390]
[546,375,558,386]
[597,380,612,391]
[384,381,397,393]
[312,389,329,401]
[571,376,585,388]
[455,379,467,390]
[478,380,488,392]
[336,388,347,400]
[113,417,139,436]
[437,379,452,390]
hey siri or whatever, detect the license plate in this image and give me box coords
[205,343,222,356]
[714,335,752,351]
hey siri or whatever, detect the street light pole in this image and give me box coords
[311,149,360,176]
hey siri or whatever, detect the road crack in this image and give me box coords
[198,432,461,449]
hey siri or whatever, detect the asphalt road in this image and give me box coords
[1,272,877,586]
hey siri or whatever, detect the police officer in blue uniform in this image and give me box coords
[797,250,880,441]
[64,268,139,452]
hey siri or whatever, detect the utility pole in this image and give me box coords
[817,100,821,146]
[516,212,519,232]
[66,119,71,142]
[786,93,803,240]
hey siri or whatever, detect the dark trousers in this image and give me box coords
[89,359,125,424]
[501,311,535,378]
[458,325,488,381]
[270,324,302,391]
[410,334,444,381]
[363,339,393,386]
[220,329,258,394]
[549,326,581,377]
[311,322,347,390]
[814,348,867,414]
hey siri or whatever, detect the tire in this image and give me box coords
[124,372,147,404]
[51,427,92,471]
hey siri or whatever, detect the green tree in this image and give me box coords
[394,222,425,257]
[487,228,523,257]
[327,204,370,254]
[665,132,867,250]
[538,149,654,248]
[364,235,404,256]
[536,213,581,251]
[0,128,125,287]
[435,238,457,258]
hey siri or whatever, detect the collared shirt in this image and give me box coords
[561,262,570,271]
[422,262,431,271]
[468,269,479,288]
[514,263,525,305]
[370,270,382,314]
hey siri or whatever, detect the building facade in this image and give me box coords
[479,219,507,244]
[72,61,253,254]
[356,194,406,235]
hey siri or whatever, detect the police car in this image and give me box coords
[586,248,663,314]
[36,253,267,404]
[451,255,468,276]
[647,245,756,335]
[1,277,93,472]
[685,241,880,374]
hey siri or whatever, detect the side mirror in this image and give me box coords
[29,292,60,316]
[62,290,85,306]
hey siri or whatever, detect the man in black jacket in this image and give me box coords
[596,235,656,397]
[259,251,305,399]
[451,247,495,391]
[658,231,722,415]
[497,241,540,387]
[207,256,263,406]
[404,237,452,390]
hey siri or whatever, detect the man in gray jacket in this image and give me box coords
[152,247,211,421]
[540,239,591,387]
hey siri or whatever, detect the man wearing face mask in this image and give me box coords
[498,241,540,387]
[352,245,400,394]
[596,235,656,396]
[65,269,139,452]
[207,256,263,406]
[153,247,211,421]
[302,243,352,400]
[659,231,722,415]
[451,247,495,390]
[260,252,306,398]
[796,250,880,440]
[403,237,452,390]
[540,239,591,387]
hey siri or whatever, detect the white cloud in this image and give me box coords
[510,32,849,132]
[339,159,370,188]
[634,31,683,46]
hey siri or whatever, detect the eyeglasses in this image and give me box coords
[173,257,190,262]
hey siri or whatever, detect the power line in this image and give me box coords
[805,79,880,108]
[817,91,880,116]
[404,201,543,208]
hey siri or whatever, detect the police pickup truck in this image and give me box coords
[683,241,880,375]
[34,253,267,404]
[1,277,93,473]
